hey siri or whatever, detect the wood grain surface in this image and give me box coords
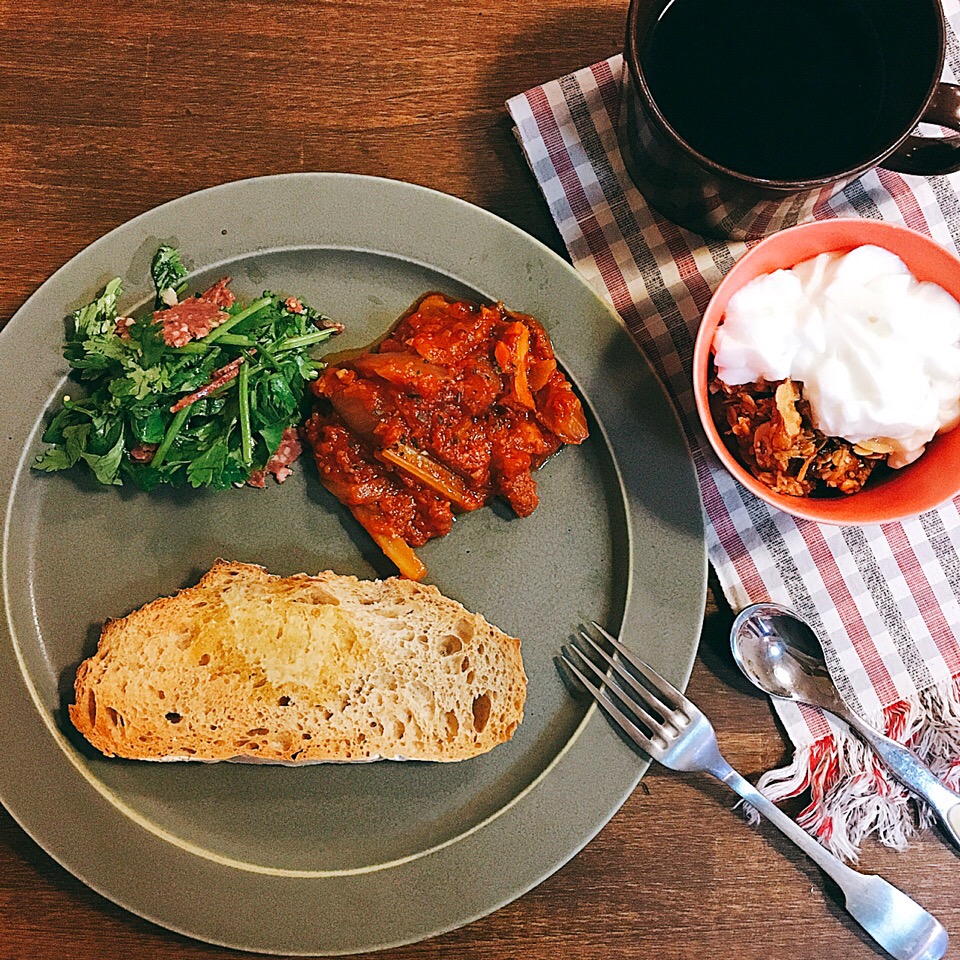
[2,2,959,958]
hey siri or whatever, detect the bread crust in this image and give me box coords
[69,561,526,763]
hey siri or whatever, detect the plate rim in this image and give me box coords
[0,172,706,954]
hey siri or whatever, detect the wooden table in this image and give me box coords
[2,2,958,958]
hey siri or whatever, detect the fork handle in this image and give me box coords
[714,760,948,960]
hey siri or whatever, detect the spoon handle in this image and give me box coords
[716,762,948,960]
[842,711,960,850]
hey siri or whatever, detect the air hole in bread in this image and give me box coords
[472,694,491,733]
[302,732,313,740]
[445,710,459,740]
[248,727,269,737]
[466,670,475,684]
[197,653,211,666]
[460,656,470,673]
[278,696,291,706]
[454,617,475,641]
[105,707,124,728]
[157,689,165,700]
[165,712,182,723]
[438,635,463,656]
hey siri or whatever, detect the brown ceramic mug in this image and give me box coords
[621,0,960,239]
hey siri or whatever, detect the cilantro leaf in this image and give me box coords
[258,421,286,455]
[80,431,125,485]
[64,277,124,377]
[130,407,168,444]
[33,445,76,472]
[151,245,188,307]
[71,277,122,339]
[185,439,229,488]
[128,312,167,370]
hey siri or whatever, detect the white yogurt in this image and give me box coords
[712,244,960,468]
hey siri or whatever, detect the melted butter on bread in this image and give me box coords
[218,582,365,690]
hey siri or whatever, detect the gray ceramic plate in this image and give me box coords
[0,173,706,955]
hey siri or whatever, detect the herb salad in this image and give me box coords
[34,246,342,490]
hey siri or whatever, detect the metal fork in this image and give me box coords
[559,624,948,960]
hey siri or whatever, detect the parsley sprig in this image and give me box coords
[34,246,341,490]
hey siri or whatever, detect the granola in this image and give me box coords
[710,375,882,497]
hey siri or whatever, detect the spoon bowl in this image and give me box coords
[730,602,846,713]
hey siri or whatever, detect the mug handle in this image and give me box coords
[883,82,960,176]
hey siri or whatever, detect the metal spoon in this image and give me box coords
[730,601,960,849]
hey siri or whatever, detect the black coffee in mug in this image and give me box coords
[642,0,939,181]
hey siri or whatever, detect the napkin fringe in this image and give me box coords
[749,677,960,860]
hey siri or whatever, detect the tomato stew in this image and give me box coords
[303,293,589,580]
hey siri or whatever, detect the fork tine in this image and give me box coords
[558,650,657,755]
[564,642,662,732]
[589,621,682,709]
[577,629,669,718]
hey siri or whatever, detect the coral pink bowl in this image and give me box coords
[693,219,960,525]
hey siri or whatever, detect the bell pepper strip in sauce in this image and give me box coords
[303,293,589,580]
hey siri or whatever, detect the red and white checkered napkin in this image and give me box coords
[507,0,960,860]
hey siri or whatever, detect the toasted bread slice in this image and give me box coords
[69,560,526,763]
